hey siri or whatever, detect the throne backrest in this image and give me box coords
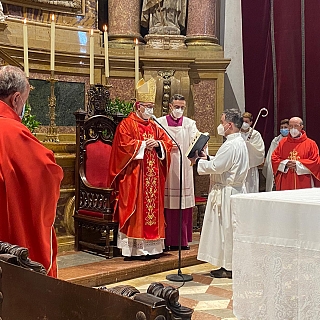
[79,115,116,188]
[85,140,112,188]
[74,111,117,214]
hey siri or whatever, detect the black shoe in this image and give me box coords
[163,246,170,252]
[167,245,190,251]
[123,255,151,261]
[210,268,232,279]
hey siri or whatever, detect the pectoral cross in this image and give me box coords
[288,149,300,161]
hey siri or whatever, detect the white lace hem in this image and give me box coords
[118,231,165,257]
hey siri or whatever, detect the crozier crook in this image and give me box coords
[247,107,268,140]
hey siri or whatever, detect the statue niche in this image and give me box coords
[141,0,187,35]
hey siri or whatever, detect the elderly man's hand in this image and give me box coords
[146,139,159,150]
[286,160,296,170]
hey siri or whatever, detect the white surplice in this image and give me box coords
[157,116,198,209]
[197,132,249,270]
[262,134,284,191]
[241,129,265,193]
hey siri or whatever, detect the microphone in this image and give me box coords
[151,115,181,154]
[151,115,193,282]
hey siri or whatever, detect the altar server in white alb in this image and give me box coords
[157,94,198,250]
[240,112,265,193]
[189,109,249,278]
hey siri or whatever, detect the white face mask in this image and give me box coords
[242,122,250,130]
[19,104,26,120]
[141,107,153,120]
[217,123,227,136]
[172,108,184,119]
[290,128,300,138]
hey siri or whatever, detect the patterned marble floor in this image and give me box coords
[102,263,236,320]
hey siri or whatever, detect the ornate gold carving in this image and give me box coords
[63,195,75,235]
[158,70,175,115]
[144,34,186,49]
[2,0,84,14]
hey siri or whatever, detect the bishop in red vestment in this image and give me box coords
[0,66,63,277]
[109,78,172,258]
[271,117,320,190]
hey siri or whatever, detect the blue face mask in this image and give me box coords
[280,128,289,137]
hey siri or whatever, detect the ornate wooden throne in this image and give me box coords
[73,85,120,258]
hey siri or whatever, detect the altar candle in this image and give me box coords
[23,18,29,78]
[134,38,139,88]
[104,25,109,78]
[50,14,55,71]
[90,29,94,85]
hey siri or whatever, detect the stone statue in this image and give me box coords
[141,0,187,35]
[0,1,6,22]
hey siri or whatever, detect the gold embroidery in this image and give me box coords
[143,131,158,226]
[288,149,300,161]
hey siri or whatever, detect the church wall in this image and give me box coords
[0,0,228,251]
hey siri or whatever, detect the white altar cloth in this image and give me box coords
[231,188,320,320]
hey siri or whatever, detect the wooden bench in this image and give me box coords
[0,241,193,320]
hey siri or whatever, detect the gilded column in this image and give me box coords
[186,0,218,45]
[108,0,141,43]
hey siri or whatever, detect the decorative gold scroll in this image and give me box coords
[2,0,85,14]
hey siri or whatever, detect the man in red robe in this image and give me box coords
[271,116,320,190]
[109,78,172,259]
[0,65,63,277]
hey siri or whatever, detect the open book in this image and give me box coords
[185,132,210,158]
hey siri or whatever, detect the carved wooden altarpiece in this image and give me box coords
[2,0,85,14]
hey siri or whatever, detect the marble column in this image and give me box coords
[108,0,141,43]
[186,0,218,45]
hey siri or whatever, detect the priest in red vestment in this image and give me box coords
[0,66,63,277]
[109,78,172,259]
[271,116,320,190]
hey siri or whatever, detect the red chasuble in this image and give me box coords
[271,130,320,190]
[109,112,172,240]
[0,101,63,277]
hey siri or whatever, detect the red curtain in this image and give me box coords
[242,0,320,148]
[305,1,320,145]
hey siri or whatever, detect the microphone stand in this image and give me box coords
[152,116,193,282]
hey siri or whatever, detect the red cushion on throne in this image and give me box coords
[78,209,104,218]
[85,140,112,188]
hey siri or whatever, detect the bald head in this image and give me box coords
[290,117,303,125]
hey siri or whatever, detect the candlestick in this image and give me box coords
[90,29,94,85]
[134,38,139,88]
[50,14,55,71]
[23,18,29,78]
[104,25,109,79]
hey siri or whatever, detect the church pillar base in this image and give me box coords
[109,34,143,45]
[186,35,219,46]
[144,35,186,50]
